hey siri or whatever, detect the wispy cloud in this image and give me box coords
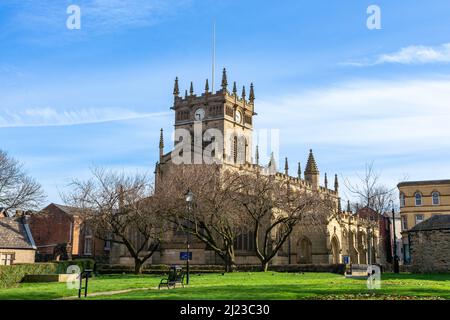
[84,0,190,31]
[255,76,450,187]
[0,107,169,128]
[1,0,191,40]
[258,77,450,151]
[342,43,450,66]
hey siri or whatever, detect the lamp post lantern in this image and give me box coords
[185,189,194,285]
[389,199,400,273]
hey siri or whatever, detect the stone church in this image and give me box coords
[111,69,381,267]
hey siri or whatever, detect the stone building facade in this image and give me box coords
[408,215,450,273]
[110,69,382,268]
[398,179,450,263]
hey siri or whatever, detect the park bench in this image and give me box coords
[159,266,185,289]
[345,264,369,278]
[345,264,383,278]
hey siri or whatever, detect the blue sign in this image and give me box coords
[180,252,192,261]
[343,255,350,265]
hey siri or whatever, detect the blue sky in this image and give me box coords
[1,0,450,204]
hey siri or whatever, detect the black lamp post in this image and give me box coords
[389,200,400,273]
[367,226,372,265]
[185,189,194,285]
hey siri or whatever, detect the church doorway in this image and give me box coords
[330,236,340,264]
[348,230,359,264]
[298,237,312,264]
[357,231,367,264]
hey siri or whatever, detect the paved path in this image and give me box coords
[55,287,158,300]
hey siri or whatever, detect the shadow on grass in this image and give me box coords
[381,273,450,282]
[0,274,161,300]
[89,282,450,300]
[2,272,449,300]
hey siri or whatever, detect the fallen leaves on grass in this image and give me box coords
[312,293,445,300]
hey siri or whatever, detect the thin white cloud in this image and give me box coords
[343,43,450,66]
[258,77,450,151]
[0,107,169,128]
[2,0,191,39]
[255,77,450,190]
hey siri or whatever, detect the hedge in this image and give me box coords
[0,259,95,289]
[96,263,346,275]
[55,259,96,274]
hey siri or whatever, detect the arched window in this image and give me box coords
[244,138,248,164]
[233,136,238,163]
[234,229,255,251]
[400,193,406,207]
[298,237,312,264]
[414,192,422,206]
[432,191,440,205]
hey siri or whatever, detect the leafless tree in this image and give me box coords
[344,163,397,265]
[64,168,167,274]
[157,164,247,272]
[344,162,396,215]
[0,150,45,212]
[233,170,332,272]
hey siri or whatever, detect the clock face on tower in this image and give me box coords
[235,110,242,124]
[194,107,205,121]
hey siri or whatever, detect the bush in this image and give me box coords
[0,259,96,289]
[55,259,96,274]
[0,263,58,289]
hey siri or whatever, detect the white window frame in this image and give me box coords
[415,214,424,225]
[432,192,440,205]
[400,193,406,207]
[414,192,422,206]
[0,252,15,265]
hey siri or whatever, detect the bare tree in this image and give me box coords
[0,150,45,211]
[64,168,166,274]
[233,171,332,272]
[344,162,396,215]
[344,162,397,265]
[157,164,247,272]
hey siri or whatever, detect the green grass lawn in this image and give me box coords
[0,274,160,300]
[1,272,449,300]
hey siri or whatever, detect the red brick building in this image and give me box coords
[356,206,400,265]
[29,203,110,261]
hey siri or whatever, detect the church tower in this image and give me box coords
[170,68,256,165]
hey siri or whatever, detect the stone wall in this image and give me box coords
[410,229,450,273]
[0,249,36,264]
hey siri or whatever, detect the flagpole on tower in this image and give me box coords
[212,19,216,93]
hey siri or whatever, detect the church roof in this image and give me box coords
[305,149,319,174]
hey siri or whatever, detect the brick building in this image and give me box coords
[29,203,110,261]
[355,207,403,265]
